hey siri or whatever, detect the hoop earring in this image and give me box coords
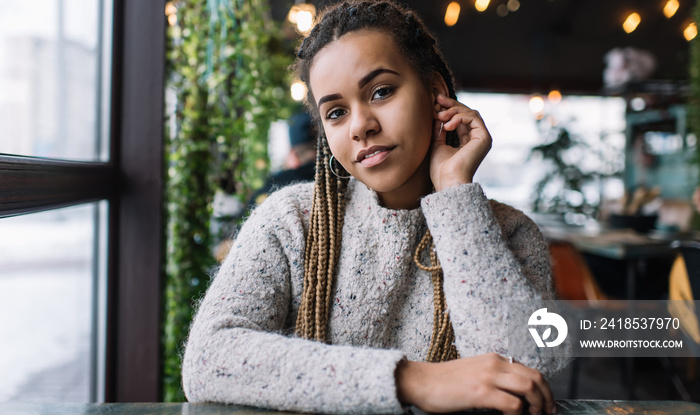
[329,155,352,179]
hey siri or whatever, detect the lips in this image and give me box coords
[356,145,394,168]
[356,146,393,163]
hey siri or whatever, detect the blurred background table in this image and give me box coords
[540,225,685,300]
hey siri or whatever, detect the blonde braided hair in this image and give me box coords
[413,230,459,362]
[295,136,347,341]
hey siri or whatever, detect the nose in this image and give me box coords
[348,105,380,141]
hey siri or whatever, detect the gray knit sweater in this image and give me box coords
[183,180,559,414]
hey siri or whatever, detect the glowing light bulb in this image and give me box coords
[663,0,679,18]
[165,2,177,16]
[685,22,698,41]
[475,0,490,12]
[287,4,316,34]
[529,95,545,114]
[291,82,307,101]
[165,2,177,26]
[548,90,562,104]
[296,11,313,33]
[444,2,461,26]
[507,0,520,12]
[623,12,641,33]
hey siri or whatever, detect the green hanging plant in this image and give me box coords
[689,2,700,229]
[163,0,296,401]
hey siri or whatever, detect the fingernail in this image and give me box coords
[551,404,557,414]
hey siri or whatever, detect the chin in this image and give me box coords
[356,177,404,193]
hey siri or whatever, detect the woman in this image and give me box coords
[183,1,561,414]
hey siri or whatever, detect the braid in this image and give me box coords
[414,230,459,361]
[295,132,348,341]
[294,0,459,361]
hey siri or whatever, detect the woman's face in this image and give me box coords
[309,30,436,209]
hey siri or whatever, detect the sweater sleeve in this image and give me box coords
[182,186,406,414]
[420,183,567,380]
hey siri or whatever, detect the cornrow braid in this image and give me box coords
[293,0,459,361]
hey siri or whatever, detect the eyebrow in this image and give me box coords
[317,93,342,108]
[316,68,400,108]
[358,68,399,89]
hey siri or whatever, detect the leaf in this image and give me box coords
[542,327,552,340]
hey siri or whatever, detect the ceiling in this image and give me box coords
[271,0,695,95]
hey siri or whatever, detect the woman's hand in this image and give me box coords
[396,353,555,415]
[430,94,492,192]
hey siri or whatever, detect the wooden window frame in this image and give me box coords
[0,0,166,402]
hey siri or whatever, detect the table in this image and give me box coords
[541,226,676,300]
[1,401,700,415]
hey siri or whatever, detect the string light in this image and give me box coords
[291,81,307,101]
[475,0,490,12]
[663,0,679,19]
[623,12,641,33]
[296,11,313,32]
[165,2,177,26]
[548,90,562,104]
[685,22,698,41]
[507,0,520,13]
[287,3,316,34]
[529,95,545,114]
[444,2,461,26]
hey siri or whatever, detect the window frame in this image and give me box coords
[0,0,166,402]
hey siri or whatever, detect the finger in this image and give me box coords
[435,104,476,124]
[436,93,464,109]
[494,373,545,415]
[438,106,487,133]
[507,364,555,415]
[443,112,491,146]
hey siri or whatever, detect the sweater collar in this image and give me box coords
[347,179,425,224]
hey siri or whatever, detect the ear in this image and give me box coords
[429,71,449,111]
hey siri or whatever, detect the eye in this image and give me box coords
[325,108,346,120]
[372,86,394,101]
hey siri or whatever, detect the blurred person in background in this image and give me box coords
[249,111,317,207]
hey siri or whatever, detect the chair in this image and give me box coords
[547,240,639,398]
[664,240,700,400]
[548,240,610,303]
[668,241,700,343]
[547,240,613,399]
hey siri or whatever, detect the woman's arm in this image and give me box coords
[411,183,559,415]
[182,185,406,414]
[422,183,555,359]
[427,93,560,371]
[414,94,560,414]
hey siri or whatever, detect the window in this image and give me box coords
[0,0,166,402]
[0,203,107,402]
[462,91,626,216]
[0,0,110,161]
